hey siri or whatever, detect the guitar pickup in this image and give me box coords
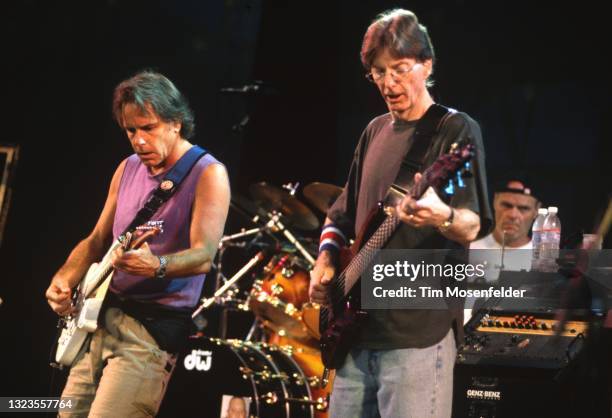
[76,299,103,332]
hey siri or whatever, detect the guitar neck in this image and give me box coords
[331,213,401,303]
[328,142,474,304]
[330,169,437,300]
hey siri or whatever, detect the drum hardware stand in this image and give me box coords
[282,181,300,196]
[192,251,266,320]
[211,221,276,338]
[320,367,331,388]
[220,224,268,245]
[267,211,315,268]
[245,317,264,342]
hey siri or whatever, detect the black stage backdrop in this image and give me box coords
[0,0,609,401]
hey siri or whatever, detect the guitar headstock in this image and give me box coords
[419,142,475,197]
[119,222,163,250]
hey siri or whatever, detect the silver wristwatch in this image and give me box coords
[155,255,168,279]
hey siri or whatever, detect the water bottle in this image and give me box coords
[531,208,548,271]
[541,206,561,272]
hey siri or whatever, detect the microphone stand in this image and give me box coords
[500,230,506,271]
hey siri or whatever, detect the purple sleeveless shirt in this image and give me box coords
[110,149,221,309]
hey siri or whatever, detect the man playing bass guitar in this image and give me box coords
[309,9,492,418]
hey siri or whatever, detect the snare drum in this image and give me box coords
[159,337,327,418]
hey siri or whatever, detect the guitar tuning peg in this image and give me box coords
[456,172,465,188]
[444,180,455,195]
[461,162,474,178]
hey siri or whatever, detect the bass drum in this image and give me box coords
[268,334,334,418]
[159,337,318,418]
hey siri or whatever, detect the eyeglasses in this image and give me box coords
[365,63,420,83]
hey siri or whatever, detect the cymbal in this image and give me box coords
[230,192,270,219]
[249,182,320,231]
[303,182,343,214]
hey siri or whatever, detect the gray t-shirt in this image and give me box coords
[328,109,492,349]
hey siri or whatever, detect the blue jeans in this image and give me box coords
[329,328,456,418]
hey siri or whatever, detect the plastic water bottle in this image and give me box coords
[531,208,548,271]
[541,207,561,272]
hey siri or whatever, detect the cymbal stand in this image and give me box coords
[212,220,280,338]
[282,181,300,196]
[220,225,266,244]
[245,318,262,342]
[193,251,266,329]
[267,211,316,268]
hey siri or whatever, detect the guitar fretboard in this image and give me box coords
[330,213,401,303]
[330,173,431,303]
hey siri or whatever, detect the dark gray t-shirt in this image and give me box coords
[328,110,492,349]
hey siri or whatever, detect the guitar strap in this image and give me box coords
[122,145,208,235]
[391,103,455,195]
[89,145,208,298]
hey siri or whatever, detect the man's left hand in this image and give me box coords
[111,242,160,277]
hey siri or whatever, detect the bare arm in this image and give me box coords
[167,162,231,276]
[111,163,231,278]
[309,217,338,305]
[45,160,126,314]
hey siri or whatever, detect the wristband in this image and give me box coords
[319,224,347,254]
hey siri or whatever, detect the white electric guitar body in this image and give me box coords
[54,225,161,367]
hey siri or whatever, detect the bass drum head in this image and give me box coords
[158,338,314,418]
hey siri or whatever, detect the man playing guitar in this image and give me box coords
[46,71,230,417]
[309,9,492,418]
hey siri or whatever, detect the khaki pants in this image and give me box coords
[59,307,176,418]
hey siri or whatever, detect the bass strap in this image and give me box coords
[391,103,455,195]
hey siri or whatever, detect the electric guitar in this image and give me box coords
[54,224,162,367]
[319,143,475,369]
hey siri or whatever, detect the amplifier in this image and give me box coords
[458,312,586,369]
[453,309,608,418]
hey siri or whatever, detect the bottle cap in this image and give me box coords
[538,208,548,215]
[547,206,558,214]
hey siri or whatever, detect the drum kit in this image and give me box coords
[160,181,343,418]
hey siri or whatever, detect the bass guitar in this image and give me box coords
[319,142,474,369]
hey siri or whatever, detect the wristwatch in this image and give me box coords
[155,255,168,279]
[438,208,455,232]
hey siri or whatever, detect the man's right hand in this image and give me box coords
[45,280,74,316]
[309,252,336,305]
